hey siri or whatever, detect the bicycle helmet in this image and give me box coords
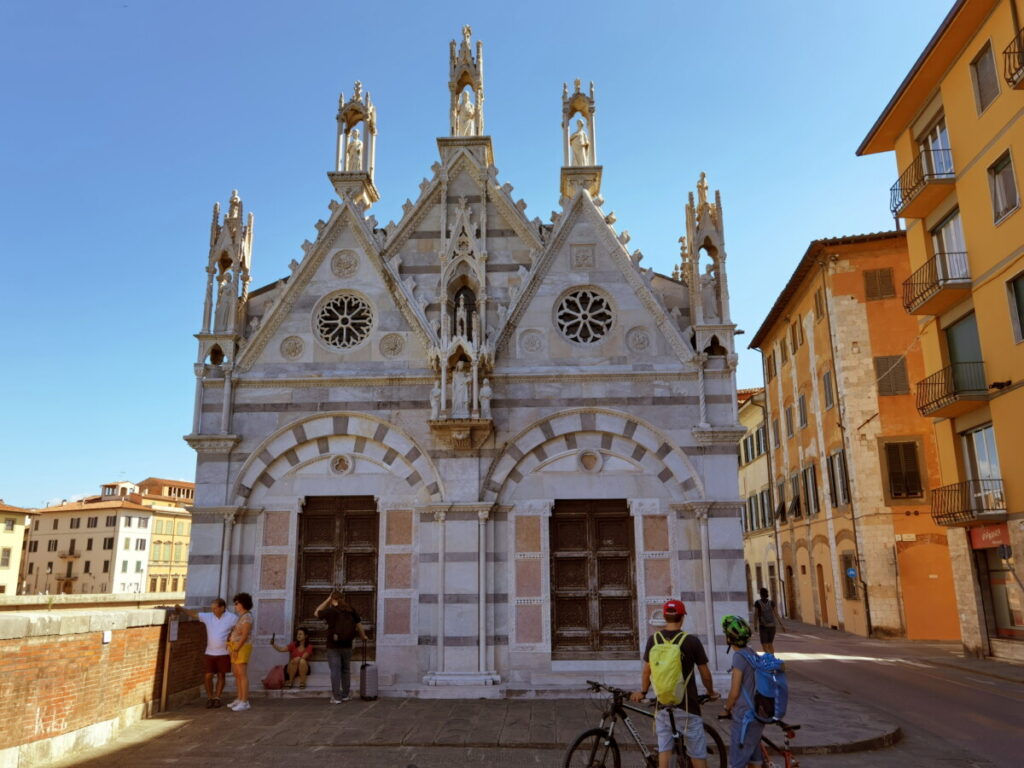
[721,615,752,647]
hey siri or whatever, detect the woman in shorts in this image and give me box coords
[226,592,254,711]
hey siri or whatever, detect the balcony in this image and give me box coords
[931,479,1006,526]
[1004,28,1024,88]
[902,252,971,315]
[890,149,955,218]
[58,550,81,559]
[915,362,988,417]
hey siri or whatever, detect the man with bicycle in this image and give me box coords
[631,599,719,768]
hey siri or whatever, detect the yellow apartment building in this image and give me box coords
[858,0,1024,659]
[738,389,780,612]
[750,232,960,640]
[0,501,34,595]
[136,478,193,593]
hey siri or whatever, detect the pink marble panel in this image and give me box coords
[385,553,412,589]
[384,598,411,635]
[260,554,288,591]
[517,604,542,644]
[644,558,672,596]
[515,516,541,552]
[258,598,285,635]
[643,516,669,552]
[263,511,290,546]
[515,559,542,597]
[386,509,412,546]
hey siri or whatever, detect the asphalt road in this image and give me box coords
[774,622,1022,768]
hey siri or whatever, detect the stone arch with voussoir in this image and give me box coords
[482,408,704,503]
[230,412,444,506]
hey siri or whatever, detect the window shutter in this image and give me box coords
[885,443,906,497]
[901,443,922,496]
[826,454,838,507]
[865,269,895,300]
[875,356,909,395]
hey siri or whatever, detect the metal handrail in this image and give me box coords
[890,149,955,215]
[932,479,1006,526]
[1004,28,1024,86]
[902,251,970,311]
[916,362,987,414]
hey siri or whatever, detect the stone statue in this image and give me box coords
[214,272,233,332]
[697,172,709,208]
[346,128,363,171]
[454,91,476,136]
[430,379,441,419]
[479,378,492,419]
[451,361,470,418]
[455,294,468,338]
[569,119,591,166]
[700,262,720,323]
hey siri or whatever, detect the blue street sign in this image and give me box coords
[846,567,857,579]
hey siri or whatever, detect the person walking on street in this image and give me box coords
[175,598,237,709]
[752,587,785,654]
[630,599,719,768]
[226,592,254,711]
[720,615,764,768]
[316,590,369,704]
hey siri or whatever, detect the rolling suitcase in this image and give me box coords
[359,638,378,700]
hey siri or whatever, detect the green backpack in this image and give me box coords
[649,631,691,707]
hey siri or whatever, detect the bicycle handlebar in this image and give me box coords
[715,711,801,733]
[585,680,717,705]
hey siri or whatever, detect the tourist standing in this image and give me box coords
[175,598,237,709]
[315,590,368,704]
[226,592,254,711]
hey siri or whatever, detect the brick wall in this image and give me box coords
[0,610,206,764]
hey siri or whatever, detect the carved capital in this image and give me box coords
[183,433,240,454]
[691,425,746,445]
[193,363,207,378]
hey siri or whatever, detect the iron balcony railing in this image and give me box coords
[902,251,970,312]
[915,362,987,415]
[1004,27,1024,87]
[890,148,955,216]
[932,479,1006,526]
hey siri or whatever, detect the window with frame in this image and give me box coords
[1008,272,1024,343]
[971,42,1000,113]
[150,577,158,592]
[47,540,57,552]
[70,518,81,529]
[766,351,777,381]
[780,339,789,364]
[138,517,149,529]
[789,323,799,353]
[84,560,91,574]
[28,540,38,553]
[123,537,130,550]
[874,355,910,396]
[52,519,58,530]
[798,394,808,428]
[836,449,851,505]
[920,117,953,176]
[87,517,98,528]
[771,418,780,448]
[103,537,114,550]
[124,517,132,528]
[135,539,146,551]
[28,562,34,574]
[135,561,143,573]
[864,268,896,300]
[789,475,802,518]
[121,560,128,573]
[931,210,968,280]
[3,518,14,532]
[742,435,755,465]
[755,425,767,456]
[106,516,116,527]
[0,548,10,568]
[86,538,93,551]
[823,370,835,410]
[989,152,1019,221]
[759,489,772,528]
[814,289,825,321]
[785,406,794,437]
[802,464,820,516]
[103,560,110,573]
[883,441,924,499]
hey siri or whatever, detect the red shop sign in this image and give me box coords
[970,523,1009,550]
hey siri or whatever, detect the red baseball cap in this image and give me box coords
[663,599,686,618]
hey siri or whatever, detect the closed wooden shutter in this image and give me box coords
[875,356,909,395]
[885,442,923,498]
[865,268,896,300]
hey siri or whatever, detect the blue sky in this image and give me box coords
[0,0,951,508]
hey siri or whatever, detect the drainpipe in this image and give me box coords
[818,258,873,637]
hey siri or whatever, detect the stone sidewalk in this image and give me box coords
[47,680,900,768]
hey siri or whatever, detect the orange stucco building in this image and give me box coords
[751,232,960,640]
[858,0,1024,660]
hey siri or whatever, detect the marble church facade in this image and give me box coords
[184,27,745,695]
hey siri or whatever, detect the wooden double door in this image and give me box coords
[550,499,638,659]
[295,496,378,659]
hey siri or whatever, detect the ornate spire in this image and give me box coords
[560,79,601,199]
[449,25,484,137]
[329,80,380,206]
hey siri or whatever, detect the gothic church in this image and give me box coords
[185,27,745,694]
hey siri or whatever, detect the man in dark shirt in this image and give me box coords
[315,590,368,704]
[752,587,785,654]
[631,599,718,768]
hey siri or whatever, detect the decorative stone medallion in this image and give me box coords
[519,329,544,356]
[315,292,373,349]
[280,335,304,359]
[627,326,652,353]
[578,449,603,473]
[556,287,613,344]
[330,454,354,475]
[570,243,595,270]
[379,333,404,358]
[331,250,360,279]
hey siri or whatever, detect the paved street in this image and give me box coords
[40,621,1020,768]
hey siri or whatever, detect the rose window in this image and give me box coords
[316,293,373,348]
[556,288,613,343]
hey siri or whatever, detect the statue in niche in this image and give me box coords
[346,128,364,171]
[455,294,468,338]
[451,361,471,418]
[569,118,591,166]
[479,378,492,419]
[700,261,720,323]
[430,379,441,419]
[454,91,477,136]
[213,272,233,332]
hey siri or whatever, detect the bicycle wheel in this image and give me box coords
[563,727,621,768]
[702,721,728,768]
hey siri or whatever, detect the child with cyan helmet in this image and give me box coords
[720,615,765,768]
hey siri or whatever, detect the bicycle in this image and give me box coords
[564,680,727,768]
[716,711,801,768]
